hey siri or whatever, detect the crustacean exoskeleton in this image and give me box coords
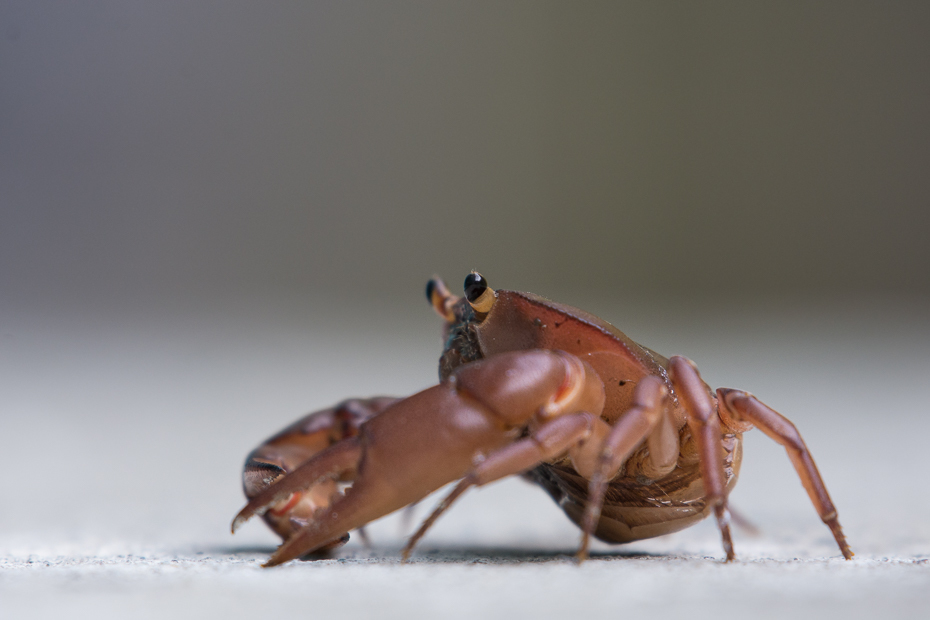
[233,273,853,566]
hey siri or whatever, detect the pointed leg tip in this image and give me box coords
[723,546,735,562]
[262,550,289,568]
[574,530,592,565]
[400,544,414,563]
[231,513,249,534]
[825,516,853,560]
[715,510,735,562]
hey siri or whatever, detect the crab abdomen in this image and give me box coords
[527,432,743,544]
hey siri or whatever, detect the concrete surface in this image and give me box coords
[1,295,928,619]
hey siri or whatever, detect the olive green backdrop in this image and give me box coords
[2,1,929,309]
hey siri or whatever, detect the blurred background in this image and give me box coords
[3,1,929,308]
[1,2,929,618]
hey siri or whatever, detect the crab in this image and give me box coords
[233,272,852,566]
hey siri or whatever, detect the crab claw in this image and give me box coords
[232,438,363,535]
[232,380,492,567]
[249,378,502,567]
[232,349,601,567]
[239,397,399,542]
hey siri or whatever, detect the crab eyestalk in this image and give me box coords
[464,272,495,314]
[426,277,457,322]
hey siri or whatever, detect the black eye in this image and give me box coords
[464,272,488,303]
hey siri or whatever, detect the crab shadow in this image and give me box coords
[397,545,663,565]
[208,543,664,565]
[206,544,279,556]
[402,545,663,564]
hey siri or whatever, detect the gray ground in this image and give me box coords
[2,295,928,619]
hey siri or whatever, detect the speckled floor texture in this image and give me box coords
[2,296,928,619]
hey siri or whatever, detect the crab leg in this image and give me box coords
[577,375,668,560]
[402,412,601,560]
[668,356,736,561]
[717,388,854,560]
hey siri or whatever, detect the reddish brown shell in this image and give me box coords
[476,291,671,425]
